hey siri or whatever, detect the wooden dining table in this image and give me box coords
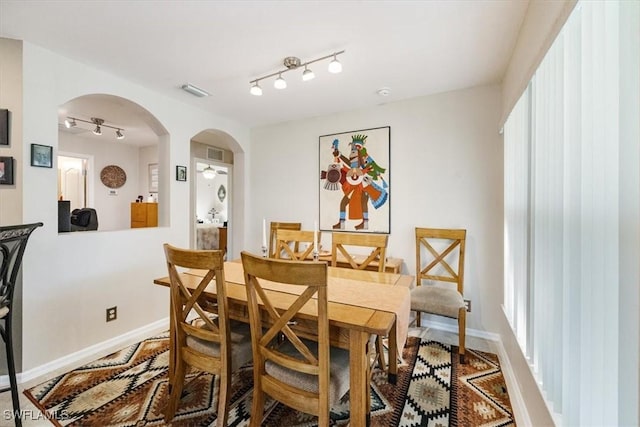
[154,260,413,426]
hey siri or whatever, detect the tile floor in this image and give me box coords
[0,327,497,427]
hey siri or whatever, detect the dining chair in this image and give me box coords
[163,244,253,426]
[274,229,321,261]
[411,228,467,363]
[268,221,302,258]
[241,251,350,426]
[331,232,388,370]
[330,231,388,272]
[0,222,43,427]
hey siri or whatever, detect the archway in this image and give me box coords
[57,94,168,232]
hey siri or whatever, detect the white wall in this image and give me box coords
[17,40,250,372]
[0,38,22,225]
[249,84,504,333]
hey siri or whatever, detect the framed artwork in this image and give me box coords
[0,109,8,146]
[218,185,226,202]
[319,126,390,233]
[30,143,53,168]
[148,163,158,192]
[176,165,187,182]
[0,157,14,185]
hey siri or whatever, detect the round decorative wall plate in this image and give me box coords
[100,165,127,189]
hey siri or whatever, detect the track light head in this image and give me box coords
[328,54,342,73]
[64,118,76,128]
[274,73,287,89]
[302,66,315,81]
[250,82,263,96]
[115,129,124,140]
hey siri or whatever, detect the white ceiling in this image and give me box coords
[0,0,529,129]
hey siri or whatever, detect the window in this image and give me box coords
[503,1,639,424]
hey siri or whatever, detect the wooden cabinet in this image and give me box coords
[131,202,158,228]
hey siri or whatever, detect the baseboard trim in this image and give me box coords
[419,318,501,342]
[0,318,169,388]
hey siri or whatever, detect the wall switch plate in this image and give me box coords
[106,306,117,322]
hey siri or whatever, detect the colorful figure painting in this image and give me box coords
[319,126,390,233]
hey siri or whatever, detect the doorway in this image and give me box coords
[194,160,232,257]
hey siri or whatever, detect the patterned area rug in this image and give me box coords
[24,332,516,426]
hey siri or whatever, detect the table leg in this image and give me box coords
[349,330,370,427]
[388,319,398,384]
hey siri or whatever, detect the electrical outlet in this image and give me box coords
[464,299,471,312]
[106,306,117,322]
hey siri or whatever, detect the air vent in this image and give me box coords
[207,147,224,162]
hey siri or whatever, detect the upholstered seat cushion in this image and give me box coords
[265,339,350,405]
[411,286,465,319]
[186,319,253,370]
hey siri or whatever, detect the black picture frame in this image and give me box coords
[30,144,53,168]
[0,109,8,146]
[0,157,14,185]
[176,165,187,181]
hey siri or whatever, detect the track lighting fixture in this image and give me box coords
[249,50,345,96]
[65,116,125,140]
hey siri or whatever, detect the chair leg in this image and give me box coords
[216,368,231,427]
[415,311,421,327]
[3,322,22,427]
[164,357,186,423]
[458,308,466,364]
[375,336,386,372]
[249,385,265,427]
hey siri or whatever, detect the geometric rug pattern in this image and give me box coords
[24,332,515,426]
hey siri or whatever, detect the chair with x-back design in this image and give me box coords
[411,227,467,363]
[274,229,321,261]
[163,244,253,426]
[241,251,350,426]
[330,232,388,272]
[269,221,302,258]
[330,231,389,372]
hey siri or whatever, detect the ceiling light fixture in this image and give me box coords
[65,116,125,140]
[202,165,216,180]
[249,50,345,96]
[181,83,211,97]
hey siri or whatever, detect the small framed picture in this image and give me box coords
[0,109,9,146]
[0,157,14,185]
[176,165,187,182]
[31,144,53,168]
